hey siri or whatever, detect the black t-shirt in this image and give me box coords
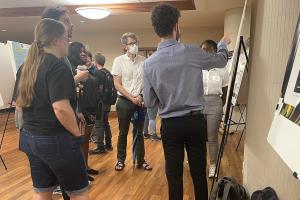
[22,53,76,134]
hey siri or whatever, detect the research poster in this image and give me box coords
[231,49,249,105]
[224,0,249,108]
[7,41,30,77]
[0,43,15,106]
[268,15,300,177]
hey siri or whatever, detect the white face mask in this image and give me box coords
[128,44,139,55]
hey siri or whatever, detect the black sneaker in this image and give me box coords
[88,175,94,182]
[89,147,106,155]
[143,133,152,139]
[151,134,161,141]
[87,168,99,175]
[105,144,113,151]
[90,134,97,143]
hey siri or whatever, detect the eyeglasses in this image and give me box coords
[127,41,138,46]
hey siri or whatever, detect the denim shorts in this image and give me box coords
[19,129,89,195]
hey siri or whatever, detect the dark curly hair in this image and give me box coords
[151,3,181,37]
[201,40,218,53]
[68,42,85,68]
[41,6,68,20]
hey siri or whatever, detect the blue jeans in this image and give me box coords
[143,106,158,135]
[19,129,89,195]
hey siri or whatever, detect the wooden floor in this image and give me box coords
[0,112,244,200]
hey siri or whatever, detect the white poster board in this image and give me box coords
[267,15,300,178]
[225,0,249,108]
[232,49,249,105]
[0,41,29,107]
[0,43,15,106]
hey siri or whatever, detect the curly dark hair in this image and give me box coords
[151,3,181,37]
[68,42,85,67]
[201,40,218,53]
[41,6,68,20]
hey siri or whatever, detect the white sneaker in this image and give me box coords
[208,164,216,178]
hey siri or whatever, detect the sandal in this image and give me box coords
[115,161,125,171]
[137,161,152,171]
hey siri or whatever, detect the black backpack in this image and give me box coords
[251,187,279,200]
[98,68,117,105]
[210,176,249,200]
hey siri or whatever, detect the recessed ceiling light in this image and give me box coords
[1,29,7,32]
[75,7,112,20]
[80,20,85,23]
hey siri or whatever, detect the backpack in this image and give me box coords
[77,73,99,115]
[251,187,279,200]
[210,176,249,200]
[98,68,117,105]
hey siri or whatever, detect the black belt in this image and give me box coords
[184,110,203,116]
[161,110,204,122]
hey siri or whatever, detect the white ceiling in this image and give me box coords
[0,0,177,8]
[0,0,245,43]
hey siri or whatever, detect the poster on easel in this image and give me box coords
[231,48,249,105]
[0,41,29,107]
[0,43,15,107]
[7,41,30,77]
[224,0,250,108]
[0,93,4,107]
[267,15,300,178]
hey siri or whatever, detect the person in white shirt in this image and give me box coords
[111,32,152,171]
[201,40,229,178]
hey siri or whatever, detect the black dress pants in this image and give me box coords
[161,114,208,200]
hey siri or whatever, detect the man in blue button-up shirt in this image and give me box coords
[143,3,230,200]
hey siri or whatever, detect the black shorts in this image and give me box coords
[19,129,89,195]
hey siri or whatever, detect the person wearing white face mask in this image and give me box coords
[111,32,152,171]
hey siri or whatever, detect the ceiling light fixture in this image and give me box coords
[75,7,112,20]
[1,29,7,32]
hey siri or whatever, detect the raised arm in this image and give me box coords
[196,35,231,70]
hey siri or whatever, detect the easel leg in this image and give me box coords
[236,126,246,151]
[0,155,7,170]
[0,108,11,171]
[234,104,246,133]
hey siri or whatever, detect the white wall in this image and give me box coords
[244,0,300,198]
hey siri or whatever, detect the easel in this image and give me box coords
[211,36,249,191]
[0,103,13,170]
[227,103,247,151]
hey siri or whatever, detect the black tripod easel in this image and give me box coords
[0,103,13,170]
[234,103,247,151]
[211,36,249,191]
[226,102,247,151]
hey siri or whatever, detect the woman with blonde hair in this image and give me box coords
[17,18,89,200]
